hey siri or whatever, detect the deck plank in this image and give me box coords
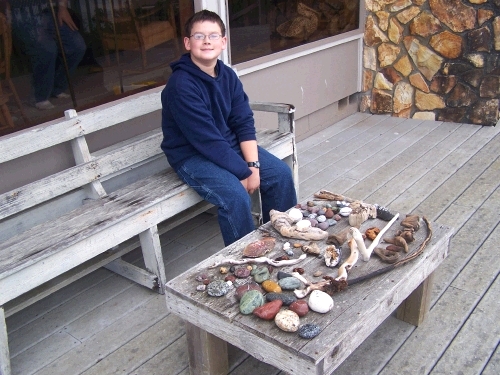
[430,275,500,374]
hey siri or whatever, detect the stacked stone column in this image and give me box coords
[361,0,500,126]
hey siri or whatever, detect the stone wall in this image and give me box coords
[360,0,500,126]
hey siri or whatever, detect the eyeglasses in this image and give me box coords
[190,33,223,41]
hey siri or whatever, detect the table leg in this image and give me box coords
[1,307,11,375]
[396,272,434,326]
[185,321,228,375]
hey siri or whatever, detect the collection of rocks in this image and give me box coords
[191,200,359,340]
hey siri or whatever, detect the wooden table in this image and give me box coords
[165,210,453,375]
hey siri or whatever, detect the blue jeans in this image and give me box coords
[11,8,86,102]
[176,147,297,246]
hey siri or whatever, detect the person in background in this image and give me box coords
[161,10,297,246]
[8,0,86,109]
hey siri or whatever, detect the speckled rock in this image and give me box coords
[308,290,334,313]
[252,266,271,283]
[266,292,297,306]
[298,323,321,339]
[239,290,264,314]
[275,310,300,332]
[278,277,301,290]
[235,282,263,301]
[253,300,283,320]
[289,300,309,317]
[207,280,230,297]
[262,280,282,293]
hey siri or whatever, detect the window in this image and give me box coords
[0,0,193,136]
[228,0,360,65]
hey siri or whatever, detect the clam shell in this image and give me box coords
[242,237,276,257]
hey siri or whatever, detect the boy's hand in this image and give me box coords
[58,5,78,30]
[245,167,260,195]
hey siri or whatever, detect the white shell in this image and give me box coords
[295,219,312,232]
[288,207,303,223]
[283,241,291,251]
[339,207,352,216]
[308,290,334,313]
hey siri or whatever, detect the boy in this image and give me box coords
[161,10,297,246]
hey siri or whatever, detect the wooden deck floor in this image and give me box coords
[7,113,500,375]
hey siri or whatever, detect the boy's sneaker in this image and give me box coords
[54,92,70,99]
[35,100,55,110]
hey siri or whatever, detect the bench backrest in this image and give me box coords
[0,87,295,241]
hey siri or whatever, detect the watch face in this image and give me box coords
[248,161,260,168]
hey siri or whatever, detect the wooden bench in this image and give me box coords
[0,87,298,375]
[165,209,454,375]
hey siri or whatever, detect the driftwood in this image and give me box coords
[270,209,328,241]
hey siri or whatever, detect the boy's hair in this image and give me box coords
[184,9,226,37]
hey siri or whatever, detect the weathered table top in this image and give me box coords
[165,208,453,375]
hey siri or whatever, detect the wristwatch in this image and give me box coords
[247,161,260,168]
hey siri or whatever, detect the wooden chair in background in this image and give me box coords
[0,12,29,130]
[94,0,179,69]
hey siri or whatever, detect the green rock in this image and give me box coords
[252,266,270,283]
[239,290,264,315]
[278,277,301,290]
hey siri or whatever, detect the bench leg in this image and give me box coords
[0,307,11,375]
[396,272,434,326]
[139,225,167,294]
[185,321,228,375]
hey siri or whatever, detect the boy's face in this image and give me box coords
[184,21,227,68]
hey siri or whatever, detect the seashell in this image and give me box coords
[283,242,291,251]
[296,219,312,232]
[302,241,321,255]
[324,245,341,267]
[243,237,276,257]
[288,208,303,223]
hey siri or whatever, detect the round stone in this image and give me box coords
[325,208,334,218]
[207,280,230,297]
[278,277,301,290]
[327,218,337,226]
[275,310,300,332]
[266,292,297,306]
[339,207,352,216]
[316,215,326,223]
[318,222,329,230]
[277,271,293,280]
[235,282,263,300]
[234,267,251,278]
[252,266,270,283]
[239,290,264,315]
[196,284,206,291]
[298,323,321,339]
[288,207,303,222]
[308,290,334,313]
[289,300,309,317]
[262,280,282,293]
[253,299,283,320]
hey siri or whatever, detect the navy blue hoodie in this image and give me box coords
[161,53,256,180]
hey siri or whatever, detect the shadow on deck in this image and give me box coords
[7,113,500,375]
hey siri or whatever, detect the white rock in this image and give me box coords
[288,207,303,222]
[308,290,334,313]
[275,310,300,332]
[295,219,312,232]
[339,207,352,216]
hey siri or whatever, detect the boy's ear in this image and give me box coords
[184,37,192,51]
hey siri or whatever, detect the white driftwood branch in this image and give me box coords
[207,253,307,269]
[365,213,400,258]
[335,238,359,281]
[348,227,369,261]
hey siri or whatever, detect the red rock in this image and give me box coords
[289,300,310,317]
[253,300,283,320]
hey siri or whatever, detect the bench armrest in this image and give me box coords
[249,102,295,134]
